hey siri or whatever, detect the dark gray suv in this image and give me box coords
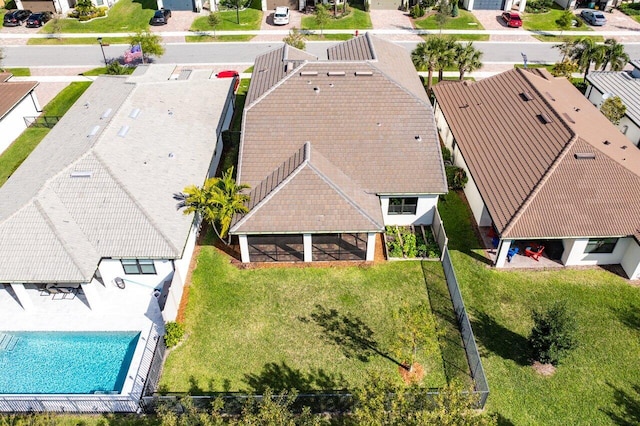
[3,9,33,26]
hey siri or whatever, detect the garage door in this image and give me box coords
[21,0,56,12]
[266,0,297,10]
[369,0,401,9]
[162,0,194,11]
[472,0,504,9]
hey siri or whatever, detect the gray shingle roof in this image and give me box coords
[0,65,234,283]
[434,68,640,240]
[586,70,640,127]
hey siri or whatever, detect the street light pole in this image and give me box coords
[97,37,108,67]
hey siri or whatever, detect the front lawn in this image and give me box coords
[523,5,593,32]
[413,9,485,30]
[160,235,449,394]
[39,0,156,33]
[439,191,640,425]
[302,8,372,30]
[0,82,91,187]
[190,8,263,31]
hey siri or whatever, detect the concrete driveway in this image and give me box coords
[471,9,538,41]
[574,7,640,41]
[253,8,303,41]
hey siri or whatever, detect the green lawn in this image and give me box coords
[190,8,263,31]
[28,36,132,45]
[186,34,255,42]
[160,233,449,394]
[2,68,31,76]
[414,10,485,30]
[39,0,156,34]
[523,5,593,32]
[302,8,372,30]
[439,191,640,425]
[0,82,91,187]
[532,34,604,42]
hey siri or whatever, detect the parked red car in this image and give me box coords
[501,11,523,28]
[216,70,240,92]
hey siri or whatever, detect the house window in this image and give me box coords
[121,259,156,274]
[388,197,418,215]
[584,238,618,254]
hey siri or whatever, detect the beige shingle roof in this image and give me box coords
[433,68,640,240]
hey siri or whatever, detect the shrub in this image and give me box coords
[620,3,640,16]
[528,301,577,365]
[420,0,437,8]
[441,145,452,164]
[445,165,467,189]
[525,0,552,13]
[451,2,459,17]
[410,4,425,18]
[164,321,185,348]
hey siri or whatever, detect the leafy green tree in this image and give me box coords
[175,166,250,244]
[553,38,574,61]
[556,10,574,34]
[74,0,98,17]
[208,12,222,38]
[600,96,626,125]
[601,38,629,71]
[155,395,226,426]
[393,302,440,372]
[240,388,324,425]
[550,59,578,78]
[434,0,452,31]
[451,1,459,17]
[569,37,606,81]
[283,27,306,50]
[455,41,483,80]
[314,4,330,37]
[528,301,578,365]
[128,30,165,64]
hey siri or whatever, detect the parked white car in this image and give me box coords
[274,6,290,25]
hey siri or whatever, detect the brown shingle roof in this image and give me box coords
[433,68,640,240]
[235,35,446,234]
[0,72,12,82]
[0,81,38,120]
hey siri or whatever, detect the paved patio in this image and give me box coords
[478,227,564,269]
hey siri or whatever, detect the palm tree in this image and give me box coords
[569,37,605,81]
[553,38,574,62]
[175,166,250,244]
[412,39,440,95]
[601,38,629,71]
[435,37,457,82]
[454,42,483,80]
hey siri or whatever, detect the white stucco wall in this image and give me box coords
[561,237,631,266]
[97,258,174,292]
[621,238,640,280]
[380,194,439,226]
[0,93,39,155]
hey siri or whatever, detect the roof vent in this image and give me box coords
[300,71,318,76]
[285,61,294,72]
[327,71,345,76]
[538,113,553,124]
[622,145,628,150]
[88,125,100,137]
[520,91,533,101]
[415,135,422,142]
[118,125,129,137]
[562,112,575,124]
[129,108,141,119]
[355,71,373,76]
[100,108,112,119]
[168,152,175,158]
[603,140,611,145]
[314,87,320,93]
[545,91,556,101]
[574,152,596,160]
[70,171,93,178]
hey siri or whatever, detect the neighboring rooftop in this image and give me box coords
[0,65,234,283]
[0,79,38,120]
[433,68,640,240]
[587,61,640,127]
[234,34,447,234]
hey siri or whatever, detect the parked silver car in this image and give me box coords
[580,9,606,26]
[273,6,290,25]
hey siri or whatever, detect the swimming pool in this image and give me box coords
[0,331,140,394]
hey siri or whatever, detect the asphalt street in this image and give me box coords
[3,41,640,68]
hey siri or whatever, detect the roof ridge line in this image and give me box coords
[231,144,309,233]
[33,198,89,281]
[92,151,181,256]
[307,153,383,229]
[365,32,377,61]
[367,61,432,109]
[502,134,579,238]
[245,60,307,112]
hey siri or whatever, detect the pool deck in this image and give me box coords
[0,280,164,411]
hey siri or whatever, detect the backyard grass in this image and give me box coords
[438,191,640,425]
[302,8,372,30]
[0,82,90,187]
[413,10,485,30]
[159,234,449,394]
[190,8,263,32]
[39,0,156,34]
[28,36,132,45]
[2,68,30,76]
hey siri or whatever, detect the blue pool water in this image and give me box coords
[0,331,140,394]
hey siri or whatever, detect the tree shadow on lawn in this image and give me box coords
[602,382,640,426]
[613,305,640,331]
[157,375,232,395]
[243,361,348,393]
[469,310,530,366]
[299,304,405,369]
